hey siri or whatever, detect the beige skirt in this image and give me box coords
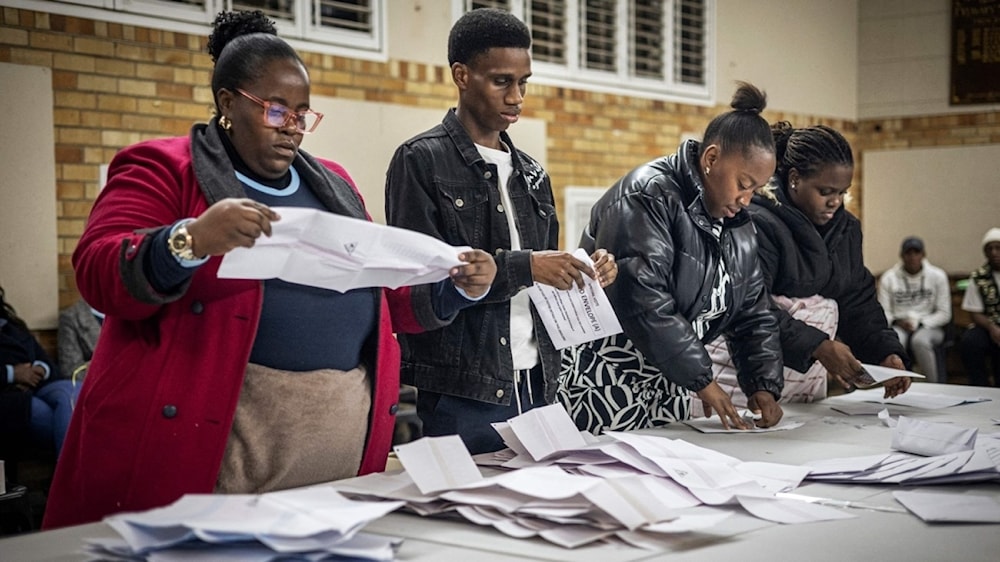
[215,362,371,494]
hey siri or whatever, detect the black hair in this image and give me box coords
[207,10,304,111]
[699,81,774,160]
[448,8,531,66]
[0,286,28,332]
[771,121,854,185]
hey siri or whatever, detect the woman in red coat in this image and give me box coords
[43,10,495,529]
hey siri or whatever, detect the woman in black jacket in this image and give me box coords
[559,83,784,434]
[1,286,76,459]
[746,123,909,397]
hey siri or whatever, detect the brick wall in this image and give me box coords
[0,8,914,308]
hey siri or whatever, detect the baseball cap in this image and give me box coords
[900,236,924,253]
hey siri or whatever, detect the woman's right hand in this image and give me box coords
[697,381,750,430]
[12,363,44,389]
[813,339,864,390]
[185,198,281,258]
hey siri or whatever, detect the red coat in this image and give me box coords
[43,130,435,529]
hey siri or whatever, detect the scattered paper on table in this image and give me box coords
[891,416,977,457]
[853,363,924,388]
[683,414,805,434]
[217,207,470,291]
[893,490,1000,523]
[527,248,622,349]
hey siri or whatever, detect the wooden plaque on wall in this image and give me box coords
[951,0,1000,105]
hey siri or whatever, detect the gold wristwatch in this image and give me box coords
[167,222,197,261]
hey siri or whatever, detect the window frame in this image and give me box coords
[21,0,387,60]
[457,0,714,104]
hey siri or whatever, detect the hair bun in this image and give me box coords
[730,81,767,114]
[207,10,277,63]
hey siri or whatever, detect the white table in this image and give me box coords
[2,383,1000,561]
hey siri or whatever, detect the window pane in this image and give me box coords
[582,0,616,72]
[233,1,294,22]
[530,0,566,64]
[314,0,373,32]
[631,0,663,79]
[468,0,511,10]
[674,0,705,85]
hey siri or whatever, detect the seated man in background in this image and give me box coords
[878,236,952,382]
[57,298,103,384]
[959,227,1000,386]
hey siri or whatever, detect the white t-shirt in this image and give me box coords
[961,270,1000,313]
[477,142,539,370]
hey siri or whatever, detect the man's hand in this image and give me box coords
[590,249,618,288]
[530,251,595,290]
[450,250,497,298]
[879,354,911,398]
[813,339,864,390]
[697,381,749,430]
[747,391,783,427]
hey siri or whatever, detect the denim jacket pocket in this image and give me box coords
[435,177,490,245]
[524,193,556,248]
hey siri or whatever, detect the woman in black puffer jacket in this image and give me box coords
[559,83,784,434]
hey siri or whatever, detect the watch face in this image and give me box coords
[170,232,189,251]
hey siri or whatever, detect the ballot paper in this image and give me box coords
[892,490,1000,523]
[332,404,865,550]
[96,488,404,559]
[834,387,993,409]
[217,207,470,291]
[682,414,806,434]
[891,416,978,457]
[852,363,925,388]
[527,248,623,349]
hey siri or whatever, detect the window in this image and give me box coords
[41,0,384,56]
[462,0,711,101]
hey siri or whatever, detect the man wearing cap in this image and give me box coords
[878,237,952,382]
[959,227,1000,386]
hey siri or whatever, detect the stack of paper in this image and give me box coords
[85,487,404,560]
[804,434,1000,485]
[333,405,858,550]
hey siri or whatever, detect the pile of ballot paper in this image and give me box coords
[333,404,861,550]
[804,416,1000,485]
[84,487,405,561]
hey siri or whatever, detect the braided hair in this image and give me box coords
[771,121,853,186]
[448,8,531,66]
[207,10,303,112]
[699,81,775,160]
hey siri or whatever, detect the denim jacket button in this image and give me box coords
[499,337,508,346]
[496,204,504,213]
[495,389,504,398]
[484,171,493,179]
[495,248,504,255]
[455,198,464,208]
[537,208,547,217]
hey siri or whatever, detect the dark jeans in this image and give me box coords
[416,364,546,455]
[959,325,1000,386]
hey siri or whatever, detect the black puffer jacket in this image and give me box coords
[580,140,783,397]
[747,180,907,371]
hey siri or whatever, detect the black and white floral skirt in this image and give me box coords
[557,332,691,435]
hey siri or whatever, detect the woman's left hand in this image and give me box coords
[450,250,497,298]
[879,354,911,398]
[747,391,783,427]
[590,249,618,288]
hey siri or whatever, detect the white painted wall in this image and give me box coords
[0,63,59,328]
[715,0,858,119]
[858,0,1000,118]
[862,144,1000,275]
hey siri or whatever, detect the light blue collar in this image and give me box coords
[235,166,300,196]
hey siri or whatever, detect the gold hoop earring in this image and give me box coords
[704,167,710,176]
[790,182,797,190]
[219,115,232,130]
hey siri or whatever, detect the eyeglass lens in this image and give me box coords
[264,104,319,132]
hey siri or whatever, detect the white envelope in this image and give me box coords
[891,416,978,457]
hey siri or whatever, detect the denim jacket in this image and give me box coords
[385,109,560,405]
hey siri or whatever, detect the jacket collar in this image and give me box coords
[441,108,525,172]
[189,118,367,220]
